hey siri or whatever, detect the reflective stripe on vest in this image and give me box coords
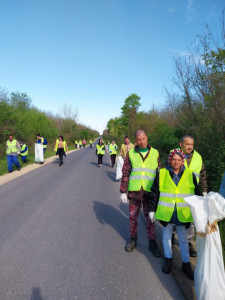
[97,144,105,155]
[184,151,202,183]
[20,144,28,156]
[155,168,195,222]
[128,148,159,192]
[6,139,17,154]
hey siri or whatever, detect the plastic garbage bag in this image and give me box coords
[184,192,225,300]
[35,143,44,163]
[116,155,124,180]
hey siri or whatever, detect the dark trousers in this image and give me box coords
[129,199,156,240]
[110,154,116,167]
[58,148,64,164]
[98,154,103,165]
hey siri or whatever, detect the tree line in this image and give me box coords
[0,90,99,157]
[103,19,225,256]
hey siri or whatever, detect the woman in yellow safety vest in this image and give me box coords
[109,140,118,168]
[54,135,69,166]
[148,149,201,280]
[96,138,105,167]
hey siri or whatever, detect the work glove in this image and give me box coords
[149,212,155,223]
[17,151,20,155]
[120,193,128,203]
[203,192,207,197]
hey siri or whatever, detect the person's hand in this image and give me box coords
[149,212,155,223]
[203,192,207,197]
[17,151,20,155]
[120,193,128,203]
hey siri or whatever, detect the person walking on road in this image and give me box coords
[89,139,93,149]
[96,139,105,167]
[148,149,201,279]
[79,139,82,149]
[54,135,69,166]
[82,139,86,148]
[179,135,207,257]
[120,129,161,257]
[120,136,134,159]
[75,139,78,149]
[6,134,21,173]
[19,141,28,163]
[109,140,118,168]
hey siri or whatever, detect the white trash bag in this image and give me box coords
[184,192,225,300]
[35,143,44,163]
[116,155,124,181]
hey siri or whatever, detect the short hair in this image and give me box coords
[124,136,129,139]
[180,135,194,143]
[8,134,13,137]
[135,129,146,138]
[36,133,40,137]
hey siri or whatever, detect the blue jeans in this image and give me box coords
[162,223,189,263]
[7,155,20,172]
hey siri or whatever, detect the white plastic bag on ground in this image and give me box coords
[116,155,124,180]
[184,192,225,300]
[35,143,44,163]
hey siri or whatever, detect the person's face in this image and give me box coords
[9,135,13,141]
[135,133,148,149]
[124,138,129,144]
[180,138,194,154]
[170,154,183,172]
[112,141,115,144]
[59,137,62,141]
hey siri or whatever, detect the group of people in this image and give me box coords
[6,134,37,173]
[95,136,134,168]
[74,139,93,149]
[119,129,207,281]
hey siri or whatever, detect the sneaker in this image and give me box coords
[125,238,137,252]
[162,258,173,274]
[17,167,21,171]
[149,240,161,257]
[98,165,100,168]
[189,242,197,257]
[182,262,194,280]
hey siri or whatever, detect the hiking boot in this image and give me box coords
[149,240,161,257]
[162,258,173,274]
[189,242,197,257]
[182,262,194,280]
[125,238,137,252]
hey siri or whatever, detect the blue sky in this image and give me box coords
[0,0,224,134]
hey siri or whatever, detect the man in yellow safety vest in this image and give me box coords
[179,135,207,257]
[120,129,161,257]
[6,134,21,172]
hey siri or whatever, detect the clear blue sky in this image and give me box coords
[0,0,224,134]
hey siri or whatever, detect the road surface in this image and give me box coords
[0,146,185,300]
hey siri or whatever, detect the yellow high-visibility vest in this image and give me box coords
[184,150,202,184]
[6,139,18,154]
[96,144,105,155]
[128,148,159,192]
[155,168,195,222]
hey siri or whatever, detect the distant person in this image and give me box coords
[75,139,78,149]
[36,134,48,153]
[120,130,161,257]
[54,135,69,166]
[19,141,28,163]
[96,139,105,167]
[79,139,82,149]
[82,139,86,148]
[89,139,93,149]
[109,140,118,168]
[120,136,134,159]
[6,134,21,173]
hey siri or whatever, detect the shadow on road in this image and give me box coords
[30,287,44,300]
[105,170,117,182]
[93,200,186,300]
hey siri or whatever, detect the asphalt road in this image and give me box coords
[0,146,185,300]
